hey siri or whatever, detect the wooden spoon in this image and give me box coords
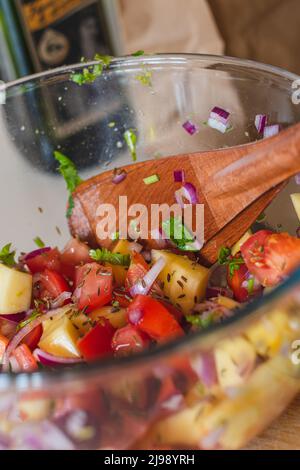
[69,122,300,265]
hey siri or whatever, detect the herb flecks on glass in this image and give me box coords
[90,248,131,267]
[34,237,45,248]
[54,151,82,218]
[71,54,113,85]
[0,244,16,267]
[124,129,138,162]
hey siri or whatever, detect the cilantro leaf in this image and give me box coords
[124,129,138,162]
[17,310,41,331]
[218,246,244,277]
[54,151,82,219]
[162,217,198,252]
[33,237,45,248]
[90,248,131,266]
[132,50,145,57]
[0,243,16,267]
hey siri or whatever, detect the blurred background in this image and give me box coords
[0,0,299,82]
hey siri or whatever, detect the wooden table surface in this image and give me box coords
[246,395,300,450]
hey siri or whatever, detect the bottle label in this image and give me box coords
[19,0,84,32]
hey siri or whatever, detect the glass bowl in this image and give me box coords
[0,54,300,450]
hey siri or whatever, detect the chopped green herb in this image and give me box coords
[132,50,145,57]
[124,129,138,162]
[256,212,266,223]
[0,243,16,267]
[111,231,120,241]
[108,121,116,128]
[186,314,214,330]
[162,217,198,252]
[54,151,82,218]
[17,310,41,331]
[143,174,160,185]
[135,70,152,87]
[247,277,255,295]
[33,237,45,248]
[71,54,112,85]
[90,248,130,266]
[218,246,244,277]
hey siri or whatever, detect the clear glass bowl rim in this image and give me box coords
[1,53,300,388]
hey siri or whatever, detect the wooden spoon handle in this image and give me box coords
[191,122,300,229]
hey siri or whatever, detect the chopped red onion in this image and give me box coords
[175,182,198,207]
[129,257,166,297]
[112,169,127,184]
[207,106,230,133]
[182,120,199,136]
[2,306,70,372]
[160,393,183,412]
[191,352,218,388]
[207,118,229,134]
[295,174,300,185]
[174,170,185,183]
[33,349,84,367]
[24,247,51,261]
[50,292,72,310]
[263,124,280,139]
[210,106,230,124]
[255,114,268,134]
[0,312,26,323]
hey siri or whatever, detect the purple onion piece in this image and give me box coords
[206,287,233,300]
[112,170,127,184]
[210,106,230,123]
[0,312,26,323]
[174,170,185,183]
[255,114,268,134]
[24,247,51,262]
[182,120,199,136]
[263,124,280,139]
[295,174,300,185]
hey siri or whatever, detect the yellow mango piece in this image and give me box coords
[112,240,131,286]
[217,296,240,310]
[152,250,210,314]
[89,306,127,329]
[214,337,256,388]
[39,311,81,358]
[291,194,300,222]
[231,230,252,256]
[0,264,32,314]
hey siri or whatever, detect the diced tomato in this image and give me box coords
[128,295,184,342]
[74,263,113,313]
[0,335,9,362]
[33,269,70,302]
[125,253,163,297]
[227,260,254,302]
[241,231,300,287]
[112,324,150,356]
[22,324,43,351]
[77,321,115,361]
[159,299,184,324]
[25,248,61,275]
[60,238,91,280]
[112,288,131,308]
[11,344,38,372]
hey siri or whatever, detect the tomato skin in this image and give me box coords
[60,238,91,280]
[26,248,61,275]
[125,253,162,297]
[22,324,43,351]
[11,344,38,372]
[111,325,150,356]
[227,259,262,303]
[241,231,300,287]
[74,263,113,313]
[128,295,184,341]
[33,269,70,302]
[77,321,115,361]
[159,299,184,325]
